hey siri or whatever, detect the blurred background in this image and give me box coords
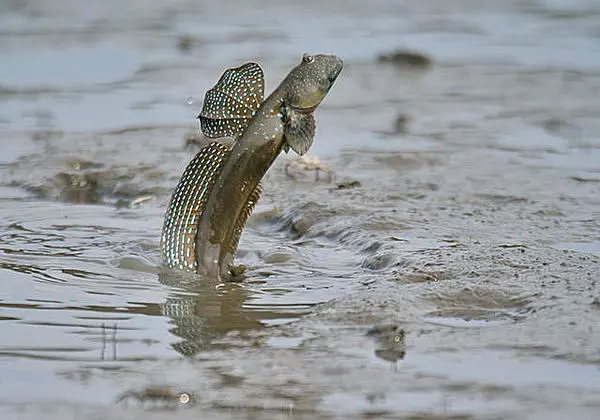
[1,1,599,419]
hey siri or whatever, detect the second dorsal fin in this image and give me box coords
[160,141,231,272]
[198,62,265,139]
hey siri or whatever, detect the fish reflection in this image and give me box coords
[100,323,118,361]
[157,269,297,356]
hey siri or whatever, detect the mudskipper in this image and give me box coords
[161,54,343,279]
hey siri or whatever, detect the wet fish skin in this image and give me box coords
[197,54,343,279]
[282,53,345,112]
[162,54,343,279]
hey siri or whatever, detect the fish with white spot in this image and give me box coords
[161,54,343,279]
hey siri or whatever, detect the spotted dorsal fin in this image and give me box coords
[161,142,231,272]
[198,62,264,139]
[282,107,316,156]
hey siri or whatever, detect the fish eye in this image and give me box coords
[303,54,314,64]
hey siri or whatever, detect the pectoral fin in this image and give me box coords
[198,62,264,139]
[160,141,231,272]
[282,108,316,156]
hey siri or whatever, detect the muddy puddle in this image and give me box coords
[1,0,599,419]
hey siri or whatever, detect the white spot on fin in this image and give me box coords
[198,62,265,139]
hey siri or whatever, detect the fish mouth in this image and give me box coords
[289,76,339,115]
[329,58,344,82]
[289,58,343,115]
[328,65,343,83]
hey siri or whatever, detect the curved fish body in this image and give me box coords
[161,54,343,279]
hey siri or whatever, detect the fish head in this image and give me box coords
[278,54,342,156]
[283,53,343,112]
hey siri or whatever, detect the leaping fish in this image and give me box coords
[161,54,343,279]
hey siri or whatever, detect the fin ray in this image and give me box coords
[283,108,316,156]
[198,62,264,139]
[160,142,231,272]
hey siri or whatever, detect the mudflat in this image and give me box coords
[0,1,598,419]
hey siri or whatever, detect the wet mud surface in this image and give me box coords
[1,1,599,419]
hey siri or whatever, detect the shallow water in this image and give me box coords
[1,0,599,419]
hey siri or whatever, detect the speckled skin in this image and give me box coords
[196,54,343,279]
[160,141,230,272]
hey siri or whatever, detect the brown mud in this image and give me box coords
[0,1,599,419]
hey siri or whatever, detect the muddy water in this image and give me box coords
[1,0,599,419]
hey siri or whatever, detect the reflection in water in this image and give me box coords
[100,323,117,361]
[116,386,195,409]
[157,268,299,357]
[0,209,315,366]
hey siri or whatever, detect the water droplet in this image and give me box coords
[179,393,191,404]
[185,96,194,105]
